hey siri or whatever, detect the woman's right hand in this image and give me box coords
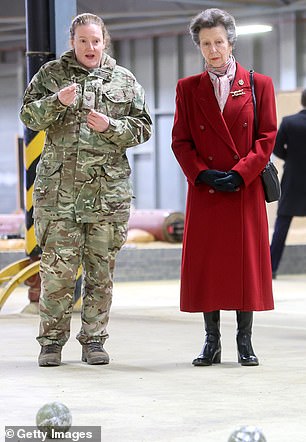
[196,170,227,187]
[58,83,78,106]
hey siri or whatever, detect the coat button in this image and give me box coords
[233,154,239,160]
[200,125,205,130]
[208,156,213,161]
[243,122,248,127]
[209,189,215,194]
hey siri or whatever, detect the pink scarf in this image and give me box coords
[207,55,236,112]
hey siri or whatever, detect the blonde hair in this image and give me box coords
[70,13,111,50]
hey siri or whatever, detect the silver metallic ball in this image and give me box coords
[36,402,72,438]
[228,425,267,442]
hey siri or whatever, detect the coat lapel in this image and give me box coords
[193,72,236,151]
[223,64,251,131]
[192,64,252,154]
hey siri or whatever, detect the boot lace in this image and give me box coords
[87,342,103,352]
[43,344,61,354]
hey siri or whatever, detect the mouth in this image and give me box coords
[85,54,95,60]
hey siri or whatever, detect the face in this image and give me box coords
[199,25,232,68]
[71,23,105,69]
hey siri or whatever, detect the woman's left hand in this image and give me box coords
[87,109,110,132]
[214,171,243,192]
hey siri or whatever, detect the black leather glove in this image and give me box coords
[214,170,243,192]
[196,170,227,187]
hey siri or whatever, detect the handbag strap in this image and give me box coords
[249,69,258,134]
[250,70,274,176]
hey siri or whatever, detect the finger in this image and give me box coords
[214,183,235,191]
[87,117,95,125]
[214,171,227,177]
[87,111,97,120]
[62,85,74,93]
[214,176,231,185]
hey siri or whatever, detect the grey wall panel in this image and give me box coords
[114,38,156,208]
[181,34,203,78]
[127,138,155,209]
[0,67,19,213]
[260,27,280,90]
[155,36,177,109]
[235,30,280,88]
[155,115,182,210]
[126,39,156,208]
[132,152,155,209]
[235,36,254,70]
[278,12,297,90]
[154,36,180,209]
[133,39,155,110]
[296,11,306,88]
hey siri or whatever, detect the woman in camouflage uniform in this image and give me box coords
[20,13,152,366]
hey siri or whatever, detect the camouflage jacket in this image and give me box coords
[20,50,152,223]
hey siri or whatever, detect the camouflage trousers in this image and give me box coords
[35,219,127,347]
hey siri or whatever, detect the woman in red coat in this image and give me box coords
[172,8,277,367]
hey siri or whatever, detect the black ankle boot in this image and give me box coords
[193,311,221,366]
[236,311,259,366]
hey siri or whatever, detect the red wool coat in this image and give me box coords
[172,63,277,312]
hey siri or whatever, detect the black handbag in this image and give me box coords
[250,70,280,203]
[261,161,281,203]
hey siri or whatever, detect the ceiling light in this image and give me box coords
[236,25,273,35]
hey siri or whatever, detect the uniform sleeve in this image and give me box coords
[273,119,288,160]
[20,66,67,131]
[100,80,152,149]
[232,75,278,187]
[171,80,208,185]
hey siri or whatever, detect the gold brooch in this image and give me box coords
[230,89,246,97]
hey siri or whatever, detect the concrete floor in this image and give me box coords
[1,276,306,442]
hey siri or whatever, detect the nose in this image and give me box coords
[86,41,94,50]
[210,44,218,53]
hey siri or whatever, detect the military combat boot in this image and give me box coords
[192,311,221,366]
[81,342,109,365]
[236,311,259,366]
[38,343,62,367]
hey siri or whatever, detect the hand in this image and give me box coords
[214,171,243,192]
[197,170,227,187]
[87,109,110,132]
[58,83,78,106]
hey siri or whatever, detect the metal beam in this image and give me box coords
[0,23,25,32]
[0,34,25,43]
[108,17,194,31]
[233,1,306,17]
[151,0,278,6]
[0,17,25,24]
[97,10,200,20]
